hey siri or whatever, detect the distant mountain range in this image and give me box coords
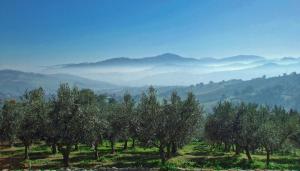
[59,53,265,68]
[61,53,199,67]
[46,53,300,86]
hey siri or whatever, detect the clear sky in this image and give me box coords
[0,0,300,66]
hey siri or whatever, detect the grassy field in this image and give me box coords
[1,141,300,170]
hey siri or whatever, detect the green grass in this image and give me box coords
[1,141,300,170]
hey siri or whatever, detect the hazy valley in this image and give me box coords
[1,53,300,112]
[43,53,300,86]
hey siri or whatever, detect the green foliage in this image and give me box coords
[48,83,92,166]
[204,101,236,147]
[1,82,300,169]
[204,101,300,166]
[136,88,204,163]
[18,88,46,141]
[0,100,21,145]
[18,87,47,159]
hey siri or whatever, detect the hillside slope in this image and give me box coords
[104,73,300,111]
[0,70,116,99]
[1,70,300,111]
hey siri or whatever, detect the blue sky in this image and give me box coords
[0,0,300,65]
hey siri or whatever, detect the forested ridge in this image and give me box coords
[1,83,300,169]
[108,72,300,112]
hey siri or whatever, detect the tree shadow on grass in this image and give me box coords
[70,151,95,163]
[51,150,103,168]
[27,151,51,160]
[189,155,241,169]
[264,157,299,164]
[99,148,125,154]
[261,157,300,170]
[104,154,160,168]
[125,150,158,155]
[30,162,64,170]
[51,156,95,169]
[0,151,51,169]
[186,145,226,157]
[69,148,161,168]
[0,156,24,170]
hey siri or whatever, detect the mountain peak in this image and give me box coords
[60,54,268,69]
[221,55,265,62]
[155,53,183,59]
[281,57,299,61]
[100,57,131,63]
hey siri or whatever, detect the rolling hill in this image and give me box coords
[1,69,300,112]
[100,72,300,112]
[0,70,116,99]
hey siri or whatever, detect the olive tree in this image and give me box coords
[79,89,108,159]
[50,83,85,167]
[256,106,279,166]
[106,99,123,154]
[0,100,21,146]
[119,93,135,150]
[234,103,260,161]
[169,92,203,156]
[45,96,60,154]
[136,87,167,163]
[137,88,203,163]
[204,101,235,152]
[289,110,300,148]
[205,102,261,161]
[18,87,47,160]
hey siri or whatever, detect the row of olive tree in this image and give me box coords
[0,83,203,167]
[204,101,300,166]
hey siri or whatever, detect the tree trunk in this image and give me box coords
[245,147,252,161]
[74,144,79,151]
[266,148,270,166]
[94,143,99,159]
[224,143,230,152]
[9,141,13,147]
[123,140,128,150]
[159,144,166,164]
[132,138,135,148]
[63,152,70,167]
[110,139,115,154]
[51,143,57,154]
[61,145,71,167]
[235,144,240,155]
[24,145,29,160]
[171,142,177,155]
[166,143,171,158]
[251,147,255,154]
